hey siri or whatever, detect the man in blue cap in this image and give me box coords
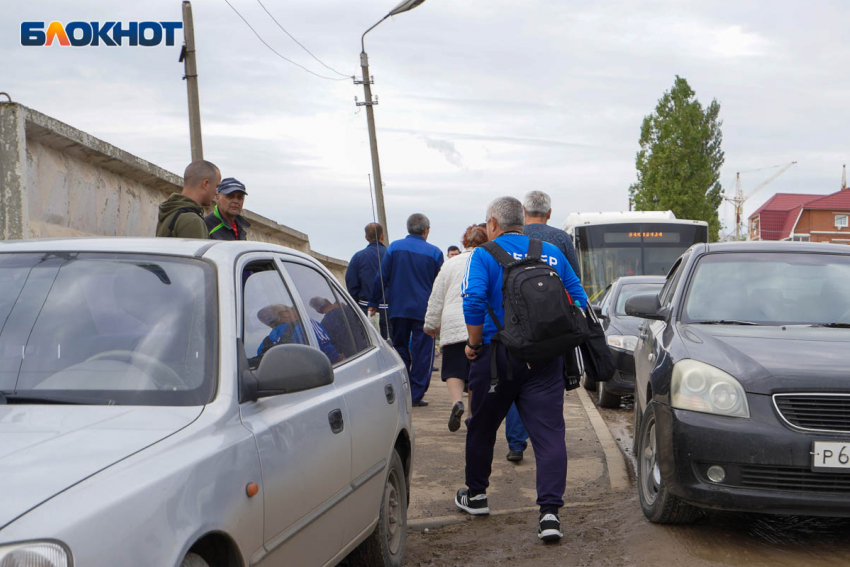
[205,177,251,240]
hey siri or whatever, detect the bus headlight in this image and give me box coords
[671,360,750,418]
[607,335,638,352]
[0,541,70,567]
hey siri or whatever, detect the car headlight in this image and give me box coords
[607,335,638,352]
[671,360,750,418]
[0,541,70,567]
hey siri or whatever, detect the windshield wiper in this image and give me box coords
[0,391,114,405]
[693,320,760,326]
[811,322,850,328]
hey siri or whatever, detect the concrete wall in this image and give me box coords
[0,102,348,281]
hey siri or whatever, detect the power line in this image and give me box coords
[255,0,351,78]
[222,0,350,82]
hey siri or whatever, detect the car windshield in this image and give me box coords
[683,252,850,325]
[615,283,663,316]
[0,253,217,405]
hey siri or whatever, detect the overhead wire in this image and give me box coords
[222,0,350,81]
[255,0,351,78]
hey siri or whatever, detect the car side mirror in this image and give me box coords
[592,304,606,319]
[624,293,667,321]
[241,343,334,402]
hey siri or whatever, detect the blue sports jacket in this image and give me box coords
[461,233,587,343]
[369,234,444,320]
[345,242,388,308]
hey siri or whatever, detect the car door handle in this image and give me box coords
[328,409,344,434]
[385,384,395,404]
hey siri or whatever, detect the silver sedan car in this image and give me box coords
[0,238,413,567]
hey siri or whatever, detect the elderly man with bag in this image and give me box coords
[456,196,587,543]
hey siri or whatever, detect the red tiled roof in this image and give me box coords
[750,193,821,218]
[750,190,850,240]
[802,190,850,210]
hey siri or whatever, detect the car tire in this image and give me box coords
[180,553,210,567]
[632,396,642,456]
[581,372,597,391]
[636,403,699,525]
[347,449,407,567]
[597,380,621,408]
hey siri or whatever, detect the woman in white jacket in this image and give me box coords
[424,224,489,432]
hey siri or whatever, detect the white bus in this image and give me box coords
[562,211,709,304]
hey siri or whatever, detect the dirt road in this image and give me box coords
[403,381,850,566]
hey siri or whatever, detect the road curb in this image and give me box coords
[576,388,630,491]
[408,501,598,531]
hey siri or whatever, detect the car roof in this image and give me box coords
[701,241,850,254]
[0,238,316,264]
[614,275,666,286]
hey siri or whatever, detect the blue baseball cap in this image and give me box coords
[217,177,247,195]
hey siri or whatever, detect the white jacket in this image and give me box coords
[424,248,474,347]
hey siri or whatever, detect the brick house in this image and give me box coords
[749,190,850,244]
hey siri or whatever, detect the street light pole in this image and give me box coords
[355,0,428,244]
[356,20,388,241]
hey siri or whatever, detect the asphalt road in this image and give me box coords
[402,380,850,567]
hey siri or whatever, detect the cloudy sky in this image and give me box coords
[3,0,849,259]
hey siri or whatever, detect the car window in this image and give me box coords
[683,252,850,324]
[598,285,613,313]
[659,254,688,307]
[284,262,370,362]
[615,283,665,316]
[242,263,311,368]
[0,253,216,406]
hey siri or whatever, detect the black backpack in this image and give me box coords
[482,238,589,372]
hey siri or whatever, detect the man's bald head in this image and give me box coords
[182,160,221,207]
[365,222,384,244]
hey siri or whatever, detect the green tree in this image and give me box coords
[629,76,724,241]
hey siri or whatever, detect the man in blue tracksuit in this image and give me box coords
[346,222,389,339]
[455,196,586,543]
[369,214,443,406]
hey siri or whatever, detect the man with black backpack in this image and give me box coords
[456,196,587,543]
[156,160,221,238]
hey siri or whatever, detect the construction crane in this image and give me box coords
[724,161,797,240]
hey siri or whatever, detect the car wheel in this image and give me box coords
[581,372,597,391]
[597,380,621,408]
[347,449,407,567]
[637,403,699,524]
[180,553,210,567]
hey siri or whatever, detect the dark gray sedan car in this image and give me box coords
[628,242,850,524]
[588,276,665,408]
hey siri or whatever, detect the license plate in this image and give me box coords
[812,441,850,471]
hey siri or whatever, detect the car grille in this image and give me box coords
[774,394,850,433]
[740,465,850,493]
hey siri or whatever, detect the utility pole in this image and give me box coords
[180,1,203,161]
[355,45,387,241]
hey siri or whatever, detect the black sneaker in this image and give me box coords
[448,401,465,432]
[455,488,489,515]
[538,513,563,542]
[506,450,524,462]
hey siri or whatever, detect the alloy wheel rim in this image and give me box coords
[384,469,403,555]
[640,418,661,505]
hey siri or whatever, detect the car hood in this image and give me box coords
[0,405,203,530]
[679,324,850,395]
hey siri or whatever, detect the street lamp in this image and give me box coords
[355,0,428,243]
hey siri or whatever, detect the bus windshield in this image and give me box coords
[576,222,708,303]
